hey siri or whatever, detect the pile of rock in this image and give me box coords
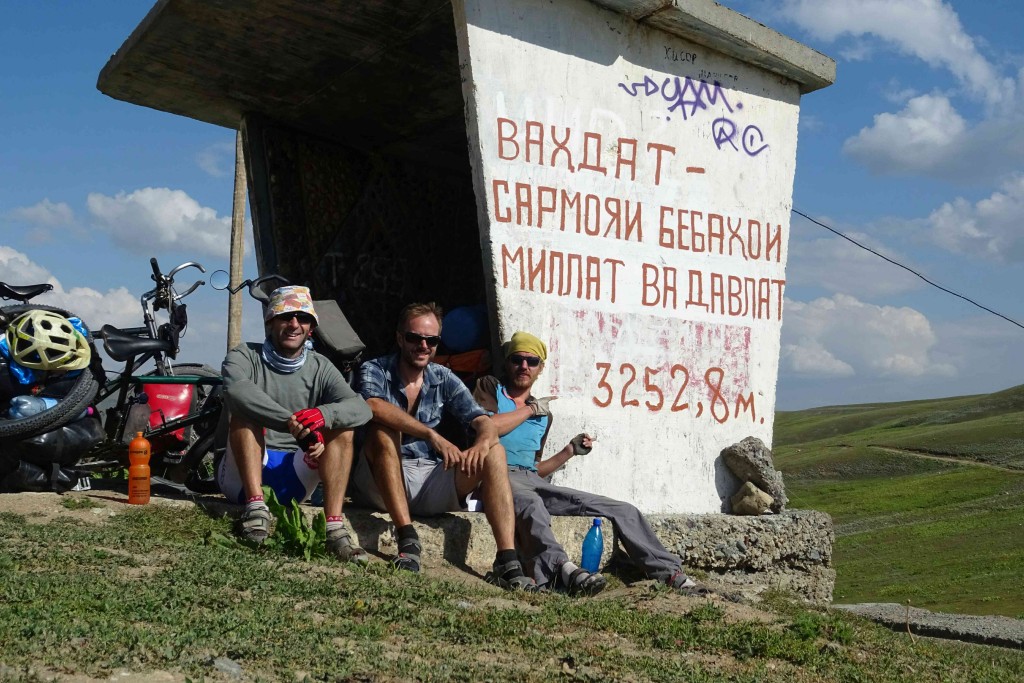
[722,436,788,515]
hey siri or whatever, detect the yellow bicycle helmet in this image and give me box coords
[6,309,91,372]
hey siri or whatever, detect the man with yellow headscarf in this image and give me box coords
[474,331,707,596]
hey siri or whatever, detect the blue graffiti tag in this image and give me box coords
[712,118,769,157]
[619,74,768,156]
[742,125,769,156]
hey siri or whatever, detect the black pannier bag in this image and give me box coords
[0,415,104,492]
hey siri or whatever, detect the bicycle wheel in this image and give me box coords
[180,424,225,494]
[0,304,104,443]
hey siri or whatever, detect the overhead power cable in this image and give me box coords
[792,208,1024,332]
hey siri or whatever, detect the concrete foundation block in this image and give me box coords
[340,507,834,604]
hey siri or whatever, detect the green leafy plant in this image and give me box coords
[262,485,326,560]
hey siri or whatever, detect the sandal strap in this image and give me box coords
[326,526,369,565]
[239,505,271,543]
[392,552,421,572]
[566,567,607,596]
[487,559,541,592]
[393,537,422,572]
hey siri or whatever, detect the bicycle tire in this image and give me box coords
[181,427,224,494]
[0,304,104,443]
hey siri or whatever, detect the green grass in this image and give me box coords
[1,506,1022,681]
[774,384,1024,617]
[61,496,102,510]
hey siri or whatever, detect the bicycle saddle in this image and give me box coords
[0,283,54,302]
[100,325,176,362]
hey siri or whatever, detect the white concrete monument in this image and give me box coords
[454,0,833,513]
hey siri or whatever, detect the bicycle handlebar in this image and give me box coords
[143,259,207,309]
[246,274,290,303]
[209,269,296,304]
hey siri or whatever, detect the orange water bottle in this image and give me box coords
[128,432,151,505]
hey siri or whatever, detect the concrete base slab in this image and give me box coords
[191,492,834,604]
[835,603,1024,650]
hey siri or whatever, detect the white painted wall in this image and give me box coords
[454,0,801,513]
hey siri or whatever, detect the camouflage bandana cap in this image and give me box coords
[264,285,319,324]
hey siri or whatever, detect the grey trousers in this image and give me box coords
[509,468,682,587]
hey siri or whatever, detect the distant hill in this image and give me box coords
[771,384,1024,617]
[775,384,1024,471]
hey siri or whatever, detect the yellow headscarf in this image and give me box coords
[502,330,547,361]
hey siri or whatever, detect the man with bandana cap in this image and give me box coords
[473,331,708,596]
[221,285,373,563]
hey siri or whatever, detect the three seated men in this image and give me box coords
[223,292,699,594]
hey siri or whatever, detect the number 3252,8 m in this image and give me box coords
[591,361,749,425]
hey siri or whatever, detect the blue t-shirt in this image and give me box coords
[495,382,549,470]
[358,353,487,461]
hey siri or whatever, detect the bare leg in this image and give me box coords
[318,428,355,519]
[457,443,515,552]
[228,415,265,500]
[363,423,412,527]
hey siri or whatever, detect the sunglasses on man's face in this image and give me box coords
[275,312,316,325]
[403,332,441,348]
[508,354,541,367]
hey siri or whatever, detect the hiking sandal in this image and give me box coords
[485,559,542,593]
[667,570,713,597]
[564,567,608,597]
[326,525,369,566]
[391,538,421,573]
[238,504,272,545]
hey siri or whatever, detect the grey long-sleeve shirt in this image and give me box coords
[222,342,372,451]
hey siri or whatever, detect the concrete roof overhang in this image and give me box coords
[97,0,835,161]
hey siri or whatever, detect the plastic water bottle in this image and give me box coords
[8,395,93,420]
[581,518,604,573]
[128,432,151,505]
[8,395,58,418]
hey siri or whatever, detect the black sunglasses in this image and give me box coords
[403,332,441,348]
[508,354,541,367]
[275,312,316,325]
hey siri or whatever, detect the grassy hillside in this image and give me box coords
[773,385,1024,617]
[2,503,1023,682]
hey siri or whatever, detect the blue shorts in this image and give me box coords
[217,444,321,506]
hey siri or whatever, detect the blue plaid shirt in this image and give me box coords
[358,353,487,460]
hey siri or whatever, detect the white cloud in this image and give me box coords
[841,91,1024,180]
[843,94,966,173]
[776,1,1024,179]
[781,294,956,379]
[8,199,75,229]
[196,141,236,178]
[927,175,1024,262]
[0,246,137,332]
[777,0,1012,107]
[86,187,240,259]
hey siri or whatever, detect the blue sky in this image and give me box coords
[2,1,1023,410]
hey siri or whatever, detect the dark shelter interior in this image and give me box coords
[97,0,487,357]
[243,116,485,357]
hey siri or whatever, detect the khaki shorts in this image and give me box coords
[352,451,462,516]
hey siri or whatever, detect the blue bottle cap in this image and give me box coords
[593,518,602,526]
